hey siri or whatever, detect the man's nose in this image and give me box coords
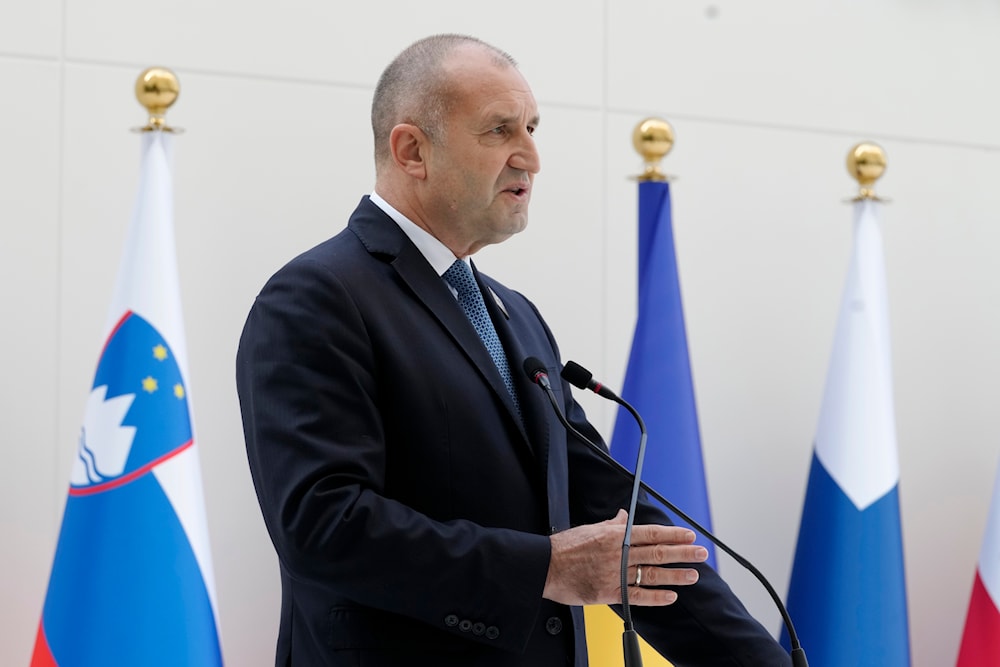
[510,134,541,174]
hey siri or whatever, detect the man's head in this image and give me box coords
[371,35,516,169]
[371,34,541,257]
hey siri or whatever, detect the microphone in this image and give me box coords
[523,357,808,667]
[525,357,646,666]
[566,362,649,664]
[560,360,619,401]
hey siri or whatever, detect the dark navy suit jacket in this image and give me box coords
[236,197,790,666]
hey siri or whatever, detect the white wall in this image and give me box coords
[2,1,998,665]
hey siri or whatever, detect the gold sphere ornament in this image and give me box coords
[846,141,886,200]
[632,117,675,182]
[134,67,180,132]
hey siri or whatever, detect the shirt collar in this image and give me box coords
[369,191,463,277]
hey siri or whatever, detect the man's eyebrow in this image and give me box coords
[482,112,541,127]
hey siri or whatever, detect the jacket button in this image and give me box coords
[486,626,500,640]
[545,616,563,635]
[472,622,486,635]
[444,614,459,627]
[459,619,472,632]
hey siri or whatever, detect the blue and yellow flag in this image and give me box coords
[586,178,712,666]
[611,179,715,564]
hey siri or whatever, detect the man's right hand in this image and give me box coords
[542,509,708,606]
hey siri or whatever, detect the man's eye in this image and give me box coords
[491,126,508,135]
[527,126,536,136]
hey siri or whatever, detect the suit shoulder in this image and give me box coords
[265,228,369,284]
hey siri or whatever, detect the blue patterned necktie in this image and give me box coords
[442,259,521,415]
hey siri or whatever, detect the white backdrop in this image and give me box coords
[2,1,999,665]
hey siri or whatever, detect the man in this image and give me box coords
[236,34,790,666]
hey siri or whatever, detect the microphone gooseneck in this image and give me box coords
[562,360,649,663]
[524,357,808,667]
[524,357,646,666]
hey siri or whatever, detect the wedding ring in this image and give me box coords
[636,565,643,586]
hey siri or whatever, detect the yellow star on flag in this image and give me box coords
[174,384,185,399]
[153,344,168,361]
[142,376,158,393]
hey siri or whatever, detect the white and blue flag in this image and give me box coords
[783,198,910,666]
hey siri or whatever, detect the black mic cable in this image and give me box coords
[523,357,808,667]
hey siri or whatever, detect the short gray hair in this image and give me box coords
[371,34,517,169]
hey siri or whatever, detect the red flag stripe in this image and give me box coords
[67,439,194,497]
[30,620,58,667]
[957,569,1000,666]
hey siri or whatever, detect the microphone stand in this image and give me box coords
[523,358,808,667]
[617,397,647,667]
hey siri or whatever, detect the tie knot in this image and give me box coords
[442,259,478,297]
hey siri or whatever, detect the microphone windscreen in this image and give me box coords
[522,356,547,381]
[560,360,592,390]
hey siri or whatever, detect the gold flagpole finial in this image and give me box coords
[632,117,674,182]
[846,141,886,201]
[134,67,181,133]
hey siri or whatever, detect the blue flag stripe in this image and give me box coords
[782,452,910,665]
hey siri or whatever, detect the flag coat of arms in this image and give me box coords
[783,198,910,665]
[31,131,224,666]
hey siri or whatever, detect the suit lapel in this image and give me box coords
[347,199,531,451]
[478,271,560,502]
[473,264,553,465]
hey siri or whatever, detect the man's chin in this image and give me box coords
[508,210,530,232]
[503,218,529,240]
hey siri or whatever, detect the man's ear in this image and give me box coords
[389,124,428,179]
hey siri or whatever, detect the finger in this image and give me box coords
[629,543,709,567]
[630,564,700,588]
[605,509,627,526]
[630,523,697,546]
[626,586,679,607]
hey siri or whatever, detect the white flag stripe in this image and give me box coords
[107,134,191,376]
[115,131,220,620]
[154,448,222,633]
[978,459,1000,607]
[814,199,900,510]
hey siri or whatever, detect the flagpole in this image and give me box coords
[846,141,887,201]
[132,65,224,655]
[782,141,909,665]
[632,117,674,183]
[134,66,181,133]
[31,64,226,666]
[584,117,682,667]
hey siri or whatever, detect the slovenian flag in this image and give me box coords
[30,131,224,666]
[783,198,910,665]
[956,459,1000,665]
